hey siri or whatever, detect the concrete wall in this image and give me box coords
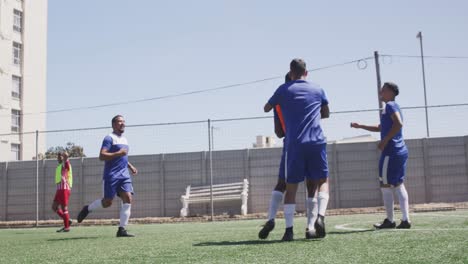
[1,136,468,221]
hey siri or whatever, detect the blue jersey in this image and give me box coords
[381,102,408,155]
[101,133,130,180]
[268,80,328,147]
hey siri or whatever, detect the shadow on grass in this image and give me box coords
[194,240,283,246]
[328,229,375,235]
[193,238,325,247]
[47,236,99,242]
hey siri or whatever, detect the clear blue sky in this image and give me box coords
[45,0,468,155]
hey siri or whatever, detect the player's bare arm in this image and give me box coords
[378,112,403,151]
[350,122,381,132]
[128,162,138,176]
[264,103,273,113]
[321,105,330,119]
[99,148,127,161]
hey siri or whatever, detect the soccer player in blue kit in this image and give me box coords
[258,73,289,240]
[264,59,330,241]
[77,115,139,237]
[351,82,411,229]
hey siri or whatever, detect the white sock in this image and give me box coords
[267,191,283,220]
[88,199,103,212]
[317,192,329,216]
[306,197,318,230]
[120,203,131,228]
[284,204,295,228]
[381,188,394,222]
[395,184,410,222]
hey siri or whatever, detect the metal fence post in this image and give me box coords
[244,149,251,214]
[35,130,39,227]
[41,158,46,221]
[2,162,8,221]
[159,154,166,217]
[332,143,341,209]
[422,138,431,203]
[464,136,468,200]
[80,157,85,211]
[208,119,214,221]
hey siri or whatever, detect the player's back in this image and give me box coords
[278,80,328,146]
[380,101,407,155]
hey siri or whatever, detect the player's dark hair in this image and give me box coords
[285,72,291,83]
[290,58,307,79]
[111,115,123,125]
[383,82,399,96]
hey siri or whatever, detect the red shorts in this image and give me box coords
[53,189,71,206]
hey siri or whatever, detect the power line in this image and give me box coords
[2,56,373,118]
[382,54,468,59]
[2,102,466,136]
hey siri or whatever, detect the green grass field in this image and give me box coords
[0,210,467,264]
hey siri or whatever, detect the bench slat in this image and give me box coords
[190,186,245,193]
[187,196,243,203]
[187,189,245,198]
[190,182,245,190]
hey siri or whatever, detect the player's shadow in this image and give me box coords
[194,238,325,246]
[328,229,374,235]
[194,240,284,247]
[46,236,99,242]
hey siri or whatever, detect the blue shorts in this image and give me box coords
[379,152,408,186]
[283,143,328,184]
[103,177,134,199]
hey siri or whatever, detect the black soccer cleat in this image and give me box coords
[305,228,319,239]
[396,220,412,229]
[314,215,326,238]
[258,219,275,239]
[374,218,396,229]
[281,227,294,242]
[77,206,89,223]
[116,227,135,237]
[56,227,70,233]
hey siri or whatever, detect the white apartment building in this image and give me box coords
[0,0,47,161]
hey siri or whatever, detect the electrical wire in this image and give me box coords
[1,57,374,118]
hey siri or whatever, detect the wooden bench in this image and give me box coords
[180,179,249,217]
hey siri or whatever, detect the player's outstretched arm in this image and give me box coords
[99,148,127,161]
[350,123,381,132]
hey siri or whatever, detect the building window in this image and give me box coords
[12,75,22,99]
[11,144,21,161]
[11,109,21,132]
[13,9,23,33]
[13,42,22,65]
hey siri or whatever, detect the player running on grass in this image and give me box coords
[264,59,330,241]
[52,152,73,232]
[77,115,138,237]
[258,73,289,240]
[351,82,411,229]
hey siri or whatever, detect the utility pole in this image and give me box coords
[417,31,430,137]
[374,51,384,117]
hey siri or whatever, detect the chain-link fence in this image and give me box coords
[0,103,467,224]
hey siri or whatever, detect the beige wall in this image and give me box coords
[0,0,47,161]
[1,136,467,221]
